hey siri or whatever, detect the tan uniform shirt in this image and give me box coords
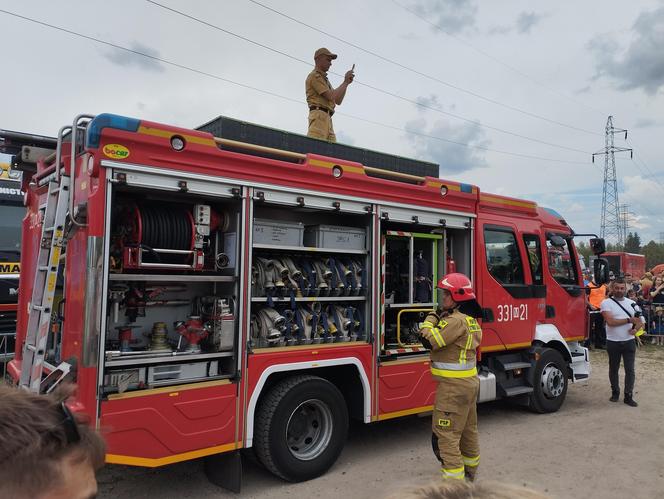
[305,69,335,111]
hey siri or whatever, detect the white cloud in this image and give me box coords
[588,6,664,95]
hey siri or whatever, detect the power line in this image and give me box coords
[391,0,609,119]
[625,137,664,191]
[0,7,589,167]
[246,0,600,136]
[143,0,591,156]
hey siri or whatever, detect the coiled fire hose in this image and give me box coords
[250,307,286,346]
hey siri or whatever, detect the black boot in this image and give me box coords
[610,391,619,402]
[624,395,638,407]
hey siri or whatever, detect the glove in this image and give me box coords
[419,334,433,350]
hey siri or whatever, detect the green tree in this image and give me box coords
[642,240,664,270]
[624,232,642,253]
[576,241,592,266]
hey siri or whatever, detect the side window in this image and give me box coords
[523,234,543,285]
[484,228,525,285]
[546,237,578,285]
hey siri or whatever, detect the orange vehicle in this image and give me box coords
[9,114,598,490]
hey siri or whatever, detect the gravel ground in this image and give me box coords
[99,346,664,498]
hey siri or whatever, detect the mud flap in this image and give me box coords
[204,450,242,493]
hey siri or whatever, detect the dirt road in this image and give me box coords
[99,346,664,498]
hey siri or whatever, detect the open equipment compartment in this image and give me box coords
[100,176,243,395]
[378,207,473,357]
[250,194,372,349]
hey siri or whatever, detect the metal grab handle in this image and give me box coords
[69,114,95,228]
[396,307,434,347]
[213,136,426,184]
[55,125,72,182]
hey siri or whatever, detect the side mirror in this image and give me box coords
[593,258,609,285]
[548,234,566,247]
[589,237,606,255]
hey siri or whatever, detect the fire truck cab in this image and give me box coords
[9,114,591,489]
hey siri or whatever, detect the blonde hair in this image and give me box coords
[388,480,550,499]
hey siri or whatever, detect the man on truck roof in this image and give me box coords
[305,47,355,142]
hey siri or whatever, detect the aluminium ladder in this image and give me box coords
[19,175,71,392]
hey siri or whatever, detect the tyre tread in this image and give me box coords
[254,374,320,480]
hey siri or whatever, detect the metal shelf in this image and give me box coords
[251,296,366,303]
[253,243,367,255]
[109,274,237,282]
[386,302,436,309]
[104,350,234,368]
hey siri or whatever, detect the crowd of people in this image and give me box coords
[586,268,664,347]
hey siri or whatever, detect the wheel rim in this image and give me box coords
[541,363,565,399]
[286,399,333,461]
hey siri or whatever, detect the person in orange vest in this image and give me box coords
[588,277,607,349]
[419,273,482,481]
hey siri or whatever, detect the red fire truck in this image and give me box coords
[9,114,598,490]
[590,251,646,280]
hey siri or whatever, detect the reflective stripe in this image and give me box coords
[431,328,445,347]
[441,466,465,479]
[432,360,476,371]
[465,316,481,333]
[462,454,480,467]
[459,332,473,364]
[431,366,478,378]
[422,321,445,347]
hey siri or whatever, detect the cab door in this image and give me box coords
[542,234,586,340]
[478,223,541,350]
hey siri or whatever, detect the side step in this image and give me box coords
[500,361,531,371]
[503,386,534,397]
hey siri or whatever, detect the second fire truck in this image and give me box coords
[9,113,603,489]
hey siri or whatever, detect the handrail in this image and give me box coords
[396,307,434,347]
[55,125,72,183]
[214,137,306,161]
[213,136,427,185]
[69,114,95,228]
[364,166,425,184]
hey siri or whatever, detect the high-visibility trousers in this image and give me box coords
[432,376,480,480]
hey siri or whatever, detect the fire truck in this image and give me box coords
[0,162,23,372]
[0,130,57,375]
[9,113,601,490]
[590,251,646,280]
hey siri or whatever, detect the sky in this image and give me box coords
[1,0,663,244]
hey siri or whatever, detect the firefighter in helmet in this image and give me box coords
[419,273,482,481]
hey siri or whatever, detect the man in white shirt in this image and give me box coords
[600,278,644,407]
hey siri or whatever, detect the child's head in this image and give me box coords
[656,306,664,316]
[627,289,636,299]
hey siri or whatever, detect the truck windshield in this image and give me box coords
[0,205,23,252]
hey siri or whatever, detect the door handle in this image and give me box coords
[482,308,494,323]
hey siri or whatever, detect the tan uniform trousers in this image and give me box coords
[307,109,336,142]
[432,376,480,480]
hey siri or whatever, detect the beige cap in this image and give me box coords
[314,47,337,59]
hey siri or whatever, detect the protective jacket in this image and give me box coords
[420,308,482,379]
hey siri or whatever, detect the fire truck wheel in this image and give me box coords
[530,348,568,413]
[254,375,348,482]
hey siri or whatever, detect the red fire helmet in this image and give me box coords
[436,273,476,302]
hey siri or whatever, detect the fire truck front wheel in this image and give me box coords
[254,375,349,482]
[530,348,568,413]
